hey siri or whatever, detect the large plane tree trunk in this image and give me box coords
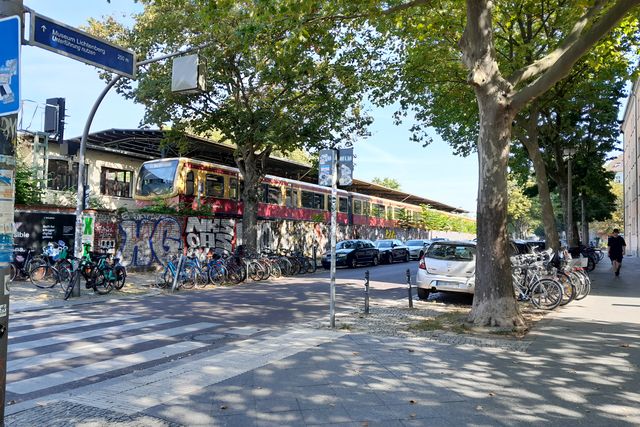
[520,108,560,252]
[461,0,524,327]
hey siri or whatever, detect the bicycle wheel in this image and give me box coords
[305,257,317,274]
[29,264,58,288]
[574,270,591,300]
[64,273,79,300]
[9,263,17,282]
[194,267,209,289]
[93,272,114,295]
[269,262,282,279]
[530,279,563,310]
[556,272,576,306]
[180,265,196,289]
[114,265,127,290]
[208,264,224,286]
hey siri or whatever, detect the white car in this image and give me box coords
[415,241,476,300]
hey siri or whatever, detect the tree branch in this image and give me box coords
[510,0,640,112]
[508,0,607,87]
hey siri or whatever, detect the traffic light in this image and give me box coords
[44,97,65,141]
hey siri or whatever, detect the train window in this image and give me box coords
[229,177,238,199]
[314,193,325,210]
[205,174,225,198]
[286,187,299,207]
[186,171,195,196]
[363,201,370,216]
[259,183,269,203]
[353,199,362,215]
[394,207,404,219]
[386,206,393,220]
[301,191,314,208]
[338,197,348,213]
[268,185,282,205]
[372,203,385,218]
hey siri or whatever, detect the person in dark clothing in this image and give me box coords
[608,229,626,277]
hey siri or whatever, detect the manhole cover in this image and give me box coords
[192,333,224,343]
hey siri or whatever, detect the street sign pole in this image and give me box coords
[0,2,22,422]
[329,149,337,329]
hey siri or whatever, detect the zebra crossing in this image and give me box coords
[6,306,345,417]
[7,310,219,398]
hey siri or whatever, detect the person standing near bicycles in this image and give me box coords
[608,229,626,277]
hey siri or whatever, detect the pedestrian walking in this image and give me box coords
[608,228,626,277]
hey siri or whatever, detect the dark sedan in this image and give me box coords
[322,239,380,269]
[374,239,410,264]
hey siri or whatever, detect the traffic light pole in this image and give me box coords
[0,1,23,422]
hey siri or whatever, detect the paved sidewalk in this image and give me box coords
[4,257,640,426]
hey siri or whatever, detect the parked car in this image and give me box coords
[405,239,433,260]
[321,239,379,269]
[415,241,476,300]
[374,239,410,264]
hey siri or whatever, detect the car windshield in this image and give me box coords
[137,160,179,196]
[405,240,424,246]
[376,241,392,248]
[426,244,475,261]
[336,241,355,250]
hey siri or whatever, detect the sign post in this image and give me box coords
[29,13,136,79]
[0,3,21,422]
[319,148,353,328]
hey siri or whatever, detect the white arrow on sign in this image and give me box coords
[40,25,46,32]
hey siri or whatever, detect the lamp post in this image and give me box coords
[563,148,577,247]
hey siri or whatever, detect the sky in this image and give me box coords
[19,0,479,214]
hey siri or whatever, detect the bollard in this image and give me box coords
[406,268,413,308]
[364,270,370,314]
[171,254,185,292]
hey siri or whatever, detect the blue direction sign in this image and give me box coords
[29,13,136,79]
[0,16,21,117]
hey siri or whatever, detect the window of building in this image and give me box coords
[205,174,225,197]
[47,159,86,190]
[100,167,132,198]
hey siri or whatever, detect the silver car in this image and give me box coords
[405,239,432,260]
[415,241,476,300]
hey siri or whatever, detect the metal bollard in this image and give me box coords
[406,268,413,308]
[364,270,370,314]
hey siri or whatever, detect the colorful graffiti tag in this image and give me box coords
[116,214,236,267]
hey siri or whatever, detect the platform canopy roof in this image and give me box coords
[65,128,467,214]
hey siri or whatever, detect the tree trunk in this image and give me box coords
[236,147,271,254]
[468,97,524,327]
[520,134,560,252]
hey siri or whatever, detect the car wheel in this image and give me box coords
[386,253,393,264]
[371,256,379,267]
[417,288,430,300]
[349,257,358,268]
[322,263,330,270]
[404,252,410,263]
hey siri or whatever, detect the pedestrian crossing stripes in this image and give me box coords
[9,318,176,352]
[9,314,141,339]
[9,341,208,394]
[8,313,219,396]
[8,322,218,372]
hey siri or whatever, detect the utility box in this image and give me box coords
[171,54,205,94]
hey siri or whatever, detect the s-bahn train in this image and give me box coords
[134,157,434,227]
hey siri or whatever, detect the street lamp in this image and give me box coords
[563,148,577,247]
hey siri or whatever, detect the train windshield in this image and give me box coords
[136,160,179,196]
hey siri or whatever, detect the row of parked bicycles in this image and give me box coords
[511,246,601,311]
[10,241,127,300]
[155,246,318,289]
